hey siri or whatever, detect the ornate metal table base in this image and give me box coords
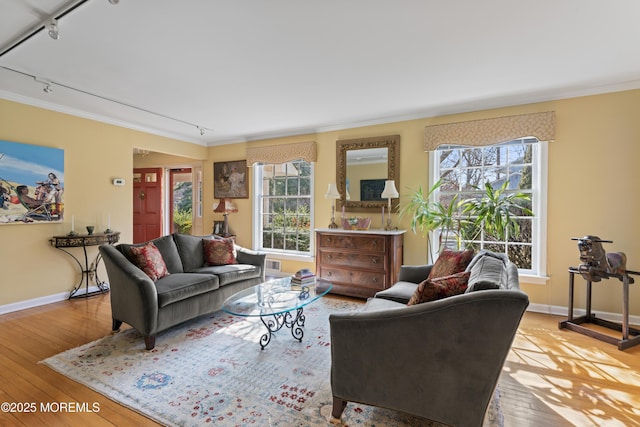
[50,232,120,299]
[259,307,305,350]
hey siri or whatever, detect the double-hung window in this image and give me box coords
[253,160,313,256]
[430,137,547,276]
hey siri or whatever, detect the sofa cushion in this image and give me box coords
[407,271,471,305]
[173,233,217,272]
[154,273,220,307]
[128,242,170,282]
[119,235,183,274]
[203,237,237,266]
[190,264,262,286]
[375,282,419,304]
[466,252,507,292]
[361,297,407,312]
[428,249,474,279]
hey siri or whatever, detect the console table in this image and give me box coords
[50,231,120,299]
[558,267,640,350]
[315,228,404,299]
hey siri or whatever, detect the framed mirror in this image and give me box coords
[336,135,400,212]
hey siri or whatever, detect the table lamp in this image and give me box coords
[325,183,341,229]
[381,180,399,230]
[214,198,238,236]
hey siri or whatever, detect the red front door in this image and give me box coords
[133,168,163,243]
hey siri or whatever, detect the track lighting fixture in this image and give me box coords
[34,77,53,93]
[47,19,60,40]
[108,0,120,4]
[198,126,205,136]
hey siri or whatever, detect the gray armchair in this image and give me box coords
[329,261,528,426]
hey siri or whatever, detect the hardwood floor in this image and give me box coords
[0,294,639,426]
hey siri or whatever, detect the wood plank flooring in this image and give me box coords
[0,294,639,426]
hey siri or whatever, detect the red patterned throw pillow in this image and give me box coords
[428,249,474,279]
[129,242,170,282]
[203,238,237,266]
[407,271,471,306]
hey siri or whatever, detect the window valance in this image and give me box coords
[246,141,317,166]
[424,111,555,151]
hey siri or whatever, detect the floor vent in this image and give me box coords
[265,259,281,273]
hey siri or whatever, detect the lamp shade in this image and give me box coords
[214,198,237,213]
[325,183,341,200]
[381,180,399,199]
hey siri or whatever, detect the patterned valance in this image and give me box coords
[246,141,317,165]
[424,111,555,151]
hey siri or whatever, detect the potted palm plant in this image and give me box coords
[401,180,532,264]
[400,180,463,263]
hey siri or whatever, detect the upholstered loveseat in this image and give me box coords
[329,250,529,427]
[99,233,265,350]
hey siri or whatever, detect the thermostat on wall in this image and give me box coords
[112,178,125,186]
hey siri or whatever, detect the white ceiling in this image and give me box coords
[1,0,640,147]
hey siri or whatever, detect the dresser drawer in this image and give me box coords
[318,233,386,253]
[318,249,386,271]
[319,266,387,290]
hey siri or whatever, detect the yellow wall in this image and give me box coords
[1,89,639,319]
[0,99,207,307]
[209,89,640,317]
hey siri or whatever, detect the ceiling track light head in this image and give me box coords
[34,77,53,93]
[108,0,120,4]
[47,18,59,40]
[198,126,205,136]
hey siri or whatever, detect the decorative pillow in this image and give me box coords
[129,242,170,282]
[203,238,237,266]
[407,271,471,306]
[428,249,474,279]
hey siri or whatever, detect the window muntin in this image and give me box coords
[432,138,543,274]
[254,160,313,255]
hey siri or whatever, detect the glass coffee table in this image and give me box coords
[222,277,332,349]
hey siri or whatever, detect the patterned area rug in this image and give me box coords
[42,297,503,426]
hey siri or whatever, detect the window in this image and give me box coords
[253,160,313,256]
[430,138,547,276]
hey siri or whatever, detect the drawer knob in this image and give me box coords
[372,277,378,283]
[371,258,378,264]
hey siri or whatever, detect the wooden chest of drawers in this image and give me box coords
[315,229,404,299]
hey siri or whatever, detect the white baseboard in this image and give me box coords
[0,285,106,315]
[527,303,640,326]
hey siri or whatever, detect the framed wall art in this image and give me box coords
[214,160,248,199]
[0,140,64,224]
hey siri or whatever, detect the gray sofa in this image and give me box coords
[329,251,529,427]
[99,233,265,350]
